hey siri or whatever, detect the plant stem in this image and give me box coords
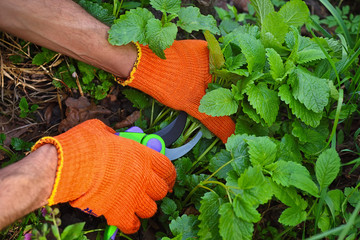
[202,180,232,203]
[151,107,171,127]
[189,138,219,172]
[178,122,201,146]
[0,145,15,159]
[51,214,61,240]
[119,232,133,240]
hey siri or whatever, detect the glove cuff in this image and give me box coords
[114,42,142,86]
[31,119,110,205]
[32,137,66,205]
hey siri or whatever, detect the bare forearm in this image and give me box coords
[0,0,136,78]
[0,144,57,230]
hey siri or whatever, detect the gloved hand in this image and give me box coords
[31,119,176,234]
[115,40,235,143]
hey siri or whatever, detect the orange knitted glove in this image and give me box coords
[31,119,176,234]
[115,40,235,143]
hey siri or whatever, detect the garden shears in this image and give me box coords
[104,111,202,240]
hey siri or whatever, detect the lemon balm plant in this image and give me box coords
[180,0,360,238]
[108,0,220,59]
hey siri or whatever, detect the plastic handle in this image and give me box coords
[116,128,166,154]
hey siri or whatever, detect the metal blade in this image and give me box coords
[154,111,187,147]
[165,131,202,161]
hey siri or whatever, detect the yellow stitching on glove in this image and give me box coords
[31,137,64,206]
[114,42,142,86]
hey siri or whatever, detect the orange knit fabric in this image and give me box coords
[31,119,176,234]
[116,40,235,143]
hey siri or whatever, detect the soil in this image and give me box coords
[1,0,360,239]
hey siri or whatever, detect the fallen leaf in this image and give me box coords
[58,96,112,132]
[114,111,140,129]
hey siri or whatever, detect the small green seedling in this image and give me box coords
[19,97,39,118]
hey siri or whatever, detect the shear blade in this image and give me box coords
[154,111,187,147]
[165,131,202,161]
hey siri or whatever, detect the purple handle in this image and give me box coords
[146,138,163,152]
[125,126,144,133]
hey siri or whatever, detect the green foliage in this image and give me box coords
[19,97,39,118]
[76,0,115,26]
[315,148,340,191]
[108,0,219,58]
[192,0,360,238]
[122,88,150,109]
[199,88,238,116]
[32,47,57,65]
[169,215,199,239]
[5,0,359,239]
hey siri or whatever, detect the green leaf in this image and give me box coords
[11,138,33,151]
[108,8,154,45]
[315,148,341,190]
[327,189,344,215]
[161,197,177,215]
[19,97,29,112]
[204,30,225,71]
[261,12,289,45]
[271,181,308,209]
[268,160,319,197]
[32,47,57,65]
[278,207,307,226]
[278,0,309,27]
[296,36,327,64]
[235,116,270,136]
[344,187,360,208]
[246,82,279,126]
[318,208,331,232]
[177,7,220,35]
[77,0,115,25]
[219,203,254,240]
[145,19,177,59]
[198,192,223,240]
[278,84,323,127]
[233,195,261,223]
[266,48,285,80]
[209,149,233,179]
[60,222,85,240]
[77,61,96,84]
[225,134,251,175]
[238,168,273,205]
[290,67,329,113]
[291,120,328,144]
[226,54,247,71]
[122,88,150,109]
[30,104,39,113]
[0,133,5,145]
[238,165,265,190]
[241,100,262,124]
[150,0,181,14]
[250,0,275,26]
[236,33,266,73]
[278,134,302,163]
[199,88,238,117]
[174,157,192,184]
[247,137,277,166]
[169,215,199,239]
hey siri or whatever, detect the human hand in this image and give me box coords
[115,40,235,143]
[31,119,176,234]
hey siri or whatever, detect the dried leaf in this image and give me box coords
[58,96,112,132]
[114,111,140,129]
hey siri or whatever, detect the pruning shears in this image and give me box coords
[104,111,202,240]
